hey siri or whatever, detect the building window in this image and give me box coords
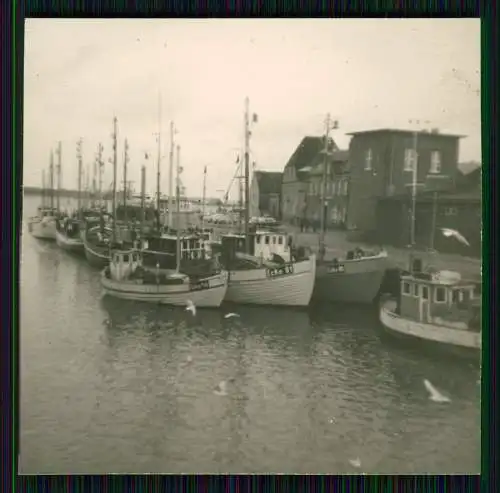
[430,150,442,174]
[278,236,283,245]
[402,281,411,295]
[421,285,429,300]
[256,235,261,244]
[404,148,417,171]
[413,283,419,297]
[435,287,446,303]
[364,149,373,171]
[265,236,270,244]
[444,206,458,216]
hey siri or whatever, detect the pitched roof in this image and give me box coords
[254,171,283,195]
[346,128,465,139]
[284,136,338,171]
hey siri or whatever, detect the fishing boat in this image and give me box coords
[379,264,481,351]
[101,115,228,308]
[212,98,316,307]
[55,216,85,253]
[27,206,58,240]
[101,248,228,307]
[216,230,316,306]
[27,152,58,240]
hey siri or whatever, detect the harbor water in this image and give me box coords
[20,195,480,474]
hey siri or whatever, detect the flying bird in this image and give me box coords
[440,228,470,247]
[224,313,240,319]
[423,379,451,403]
[185,299,196,316]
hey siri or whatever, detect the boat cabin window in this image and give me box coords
[278,236,283,245]
[421,285,429,300]
[123,254,129,263]
[435,286,446,303]
[265,236,270,245]
[402,281,411,295]
[256,235,261,244]
[272,236,276,245]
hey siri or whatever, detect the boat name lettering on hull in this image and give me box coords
[266,264,294,278]
[190,280,210,291]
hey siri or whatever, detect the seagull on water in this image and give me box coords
[440,228,470,247]
[224,312,240,319]
[349,458,362,468]
[423,379,451,403]
[185,299,196,316]
[214,380,228,396]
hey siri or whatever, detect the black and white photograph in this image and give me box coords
[21,18,481,474]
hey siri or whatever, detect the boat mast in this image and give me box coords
[123,138,129,224]
[244,97,250,254]
[140,164,146,236]
[319,113,331,261]
[49,149,54,210]
[92,146,97,209]
[97,143,104,212]
[201,165,207,231]
[175,144,181,272]
[41,169,46,208]
[55,141,62,212]
[156,94,162,232]
[111,116,118,240]
[168,121,175,229]
[77,138,83,217]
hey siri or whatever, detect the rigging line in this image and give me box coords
[223,159,243,203]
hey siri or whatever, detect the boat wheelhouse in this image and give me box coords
[55,216,84,253]
[27,207,59,240]
[379,264,481,350]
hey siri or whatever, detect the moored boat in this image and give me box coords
[55,216,85,253]
[379,266,481,351]
[101,248,228,307]
[312,248,389,304]
[28,207,58,240]
[215,231,316,306]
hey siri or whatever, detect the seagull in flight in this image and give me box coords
[423,379,451,403]
[224,312,240,319]
[440,228,470,247]
[185,300,196,316]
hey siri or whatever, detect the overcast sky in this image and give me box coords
[24,18,480,199]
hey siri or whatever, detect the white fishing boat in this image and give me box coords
[101,248,228,307]
[27,207,58,240]
[215,231,316,306]
[379,266,481,351]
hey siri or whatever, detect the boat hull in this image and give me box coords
[28,218,56,240]
[224,255,316,307]
[84,241,110,268]
[55,229,84,253]
[101,270,228,308]
[379,299,481,350]
[312,252,388,304]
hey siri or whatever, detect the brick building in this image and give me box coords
[302,150,350,229]
[345,128,463,233]
[376,166,481,257]
[281,136,338,225]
